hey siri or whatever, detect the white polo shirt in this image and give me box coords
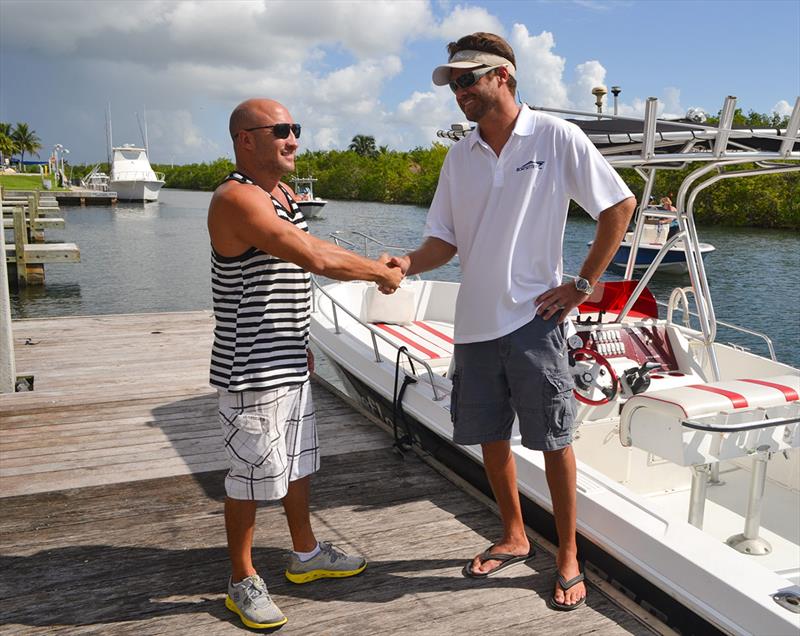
[424,105,633,344]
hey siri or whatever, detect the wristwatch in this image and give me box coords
[574,276,594,295]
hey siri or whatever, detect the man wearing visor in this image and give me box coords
[390,33,635,611]
[208,98,403,629]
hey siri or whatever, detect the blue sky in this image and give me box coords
[1,0,797,164]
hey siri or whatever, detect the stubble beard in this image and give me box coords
[459,94,489,122]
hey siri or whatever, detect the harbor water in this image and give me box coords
[8,188,800,369]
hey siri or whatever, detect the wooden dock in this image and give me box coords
[0,311,666,635]
[1,189,80,286]
[53,189,118,206]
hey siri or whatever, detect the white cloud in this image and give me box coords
[569,61,607,111]
[145,110,219,161]
[434,5,506,41]
[510,24,569,108]
[772,99,794,118]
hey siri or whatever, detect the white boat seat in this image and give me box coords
[620,374,800,466]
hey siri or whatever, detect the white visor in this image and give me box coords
[432,50,515,86]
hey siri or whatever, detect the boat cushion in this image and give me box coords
[372,321,454,362]
[619,374,800,465]
[360,284,417,325]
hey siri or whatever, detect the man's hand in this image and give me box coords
[387,254,411,276]
[535,282,592,323]
[376,252,404,294]
[306,348,315,374]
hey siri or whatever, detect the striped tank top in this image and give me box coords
[209,171,311,392]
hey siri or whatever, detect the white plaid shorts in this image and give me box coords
[218,380,319,501]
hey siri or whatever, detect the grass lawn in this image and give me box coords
[0,174,66,191]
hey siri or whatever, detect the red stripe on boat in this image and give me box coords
[375,323,440,359]
[687,384,748,409]
[413,321,454,344]
[739,379,799,402]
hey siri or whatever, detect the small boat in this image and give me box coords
[109,144,164,202]
[80,165,110,192]
[291,176,327,219]
[589,211,716,274]
[312,96,800,635]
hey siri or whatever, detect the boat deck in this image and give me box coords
[1,311,663,634]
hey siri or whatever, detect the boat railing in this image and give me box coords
[329,230,413,257]
[112,170,165,182]
[312,276,446,401]
[664,286,776,359]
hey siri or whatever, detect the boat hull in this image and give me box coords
[610,242,715,274]
[297,199,327,219]
[111,179,164,202]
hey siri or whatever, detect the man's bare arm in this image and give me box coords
[536,196,636,321]
[209,185,403,290]
[390,237,457,276]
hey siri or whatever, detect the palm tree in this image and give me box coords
[0,122,16,168]
[12,122,42,171]
[348,134,378,158]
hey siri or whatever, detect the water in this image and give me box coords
[9,188,800,368]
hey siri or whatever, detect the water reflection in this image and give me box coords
[114,201,161,219]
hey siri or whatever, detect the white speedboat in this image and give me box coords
[291,176,327,219]
[311,96,800,635]
[109,144,164,202]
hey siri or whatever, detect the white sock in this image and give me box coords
[294,542,321,562]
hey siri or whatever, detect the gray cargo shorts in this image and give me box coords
[449,315,576,451]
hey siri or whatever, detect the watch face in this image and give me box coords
[567,334,583,349]
[576,278,591,293]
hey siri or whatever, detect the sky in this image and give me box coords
[1,0,798,165]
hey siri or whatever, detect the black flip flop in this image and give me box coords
[462,544,536,578]
[547,569,586,611]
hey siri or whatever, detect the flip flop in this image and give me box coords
[462,544,536,578]
[547,569,586,611]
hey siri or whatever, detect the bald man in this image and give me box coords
[208,98,403,629]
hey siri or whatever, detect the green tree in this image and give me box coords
[0,122,16,166]
[348,134,378,158]
[707,108,789,128]
[11,122,42,170]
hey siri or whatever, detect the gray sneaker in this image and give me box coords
[285,541,367,584]
[225,574,287,629]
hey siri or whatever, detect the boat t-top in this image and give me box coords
[310,95,800,635]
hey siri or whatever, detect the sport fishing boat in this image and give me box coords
[310,96,800,635]
[108,144,165,202]
[291,175,327,219]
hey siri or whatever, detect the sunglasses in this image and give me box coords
[242,123,301,139]
[449,65,503,93]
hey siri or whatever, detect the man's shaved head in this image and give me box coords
[229,98,288,140]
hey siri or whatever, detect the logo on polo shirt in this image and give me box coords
[516,160,545,172]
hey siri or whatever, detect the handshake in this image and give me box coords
[376,253,410,295]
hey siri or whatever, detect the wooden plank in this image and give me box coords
[3,218,66,230]
[11,206,27,285]
[0,452,657,635]
[4,243,80,263]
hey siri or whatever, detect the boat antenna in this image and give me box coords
[105,102,113,168]
[136,107,149,154]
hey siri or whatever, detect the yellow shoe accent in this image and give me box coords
[284,561,367,584]
[225,595,288,629]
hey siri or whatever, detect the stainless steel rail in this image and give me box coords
[312,277,446,401]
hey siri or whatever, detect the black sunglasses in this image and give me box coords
[242,123,301,139]
[449,65,502,93]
